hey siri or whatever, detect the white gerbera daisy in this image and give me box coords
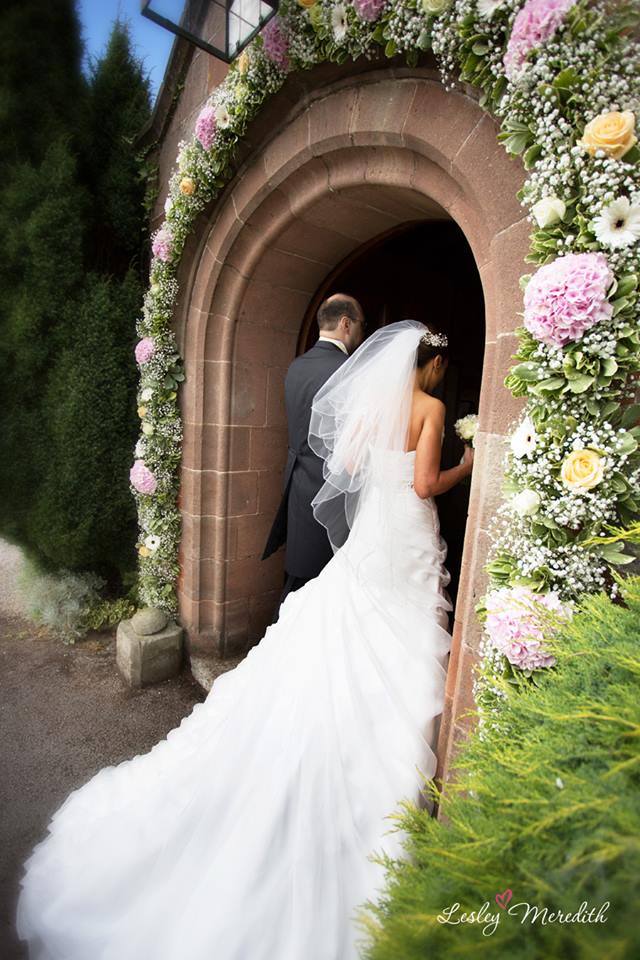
[331,3,348,42]
[510,416,538,458]
[592,197,640,249]
[215,103,232,129]
[141,387,154,402]
[144,534,161,552]
[477,0,504,16]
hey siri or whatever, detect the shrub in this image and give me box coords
[18,555,105,644]
[28,270,141,583]
[359,572,640,960]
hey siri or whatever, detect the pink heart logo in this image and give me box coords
[495,889,513,910]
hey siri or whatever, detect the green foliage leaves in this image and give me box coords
[0,9,151,592]
[359,575,640,960]
[85,19,152,273]
[497,118,535,157]
[29,272,141,577]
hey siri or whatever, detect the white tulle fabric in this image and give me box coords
[16,448,454,960]
[309,319,428,554]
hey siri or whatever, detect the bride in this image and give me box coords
[16,319,474,960]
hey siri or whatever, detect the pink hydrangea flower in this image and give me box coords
[130,459,157,495]
[135,337,156,365]
[484,585,573,671]
[151,227,173,263]
[262,16,290,72]
[504,0,577,81]
[195,105,217,150]
[523,252,614,348]
[353,0,386,21]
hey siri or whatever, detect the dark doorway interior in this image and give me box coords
[300,219,485,616]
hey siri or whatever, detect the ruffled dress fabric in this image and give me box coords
[16,448,453,960]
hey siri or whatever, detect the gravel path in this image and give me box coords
[0,539,27,619]
[0,541,207,959]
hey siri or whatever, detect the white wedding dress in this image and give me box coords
[16,445,453,960]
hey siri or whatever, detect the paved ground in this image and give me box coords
[0,541,211,959]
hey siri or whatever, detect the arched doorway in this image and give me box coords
[299,219,484,615]
[176,64,529,782]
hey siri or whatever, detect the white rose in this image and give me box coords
[512,488,541,516]
[510,416,538,458]
[135,439,145,458]
[455,414,478,444]
[141,387,154,402]
[477,0,504,16]
[142,422,155,436]
[531,196,566,229]
[176,146,188,171]
[422,0,451,12]
[164,195,174,216]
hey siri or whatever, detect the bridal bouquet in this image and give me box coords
[455,413,478,448]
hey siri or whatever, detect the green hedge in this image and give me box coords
[359,572,640,960]
[28,270,141,583]
[0,9,151,592]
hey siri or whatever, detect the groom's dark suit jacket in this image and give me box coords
[262,339,348,580]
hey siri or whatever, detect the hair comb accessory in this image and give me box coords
[420,329,448,348]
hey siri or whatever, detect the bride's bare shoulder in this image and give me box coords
[409,393,445,449]
[414,392,445,421]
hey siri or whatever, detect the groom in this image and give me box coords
[262,293,366,616]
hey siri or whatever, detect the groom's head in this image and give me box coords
[317,294,365,354]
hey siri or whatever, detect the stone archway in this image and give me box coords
[176,65,529,782]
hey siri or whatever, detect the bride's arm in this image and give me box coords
[413,404,473,499]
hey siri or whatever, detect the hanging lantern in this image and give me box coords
[141,0,279,63]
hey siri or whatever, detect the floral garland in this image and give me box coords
[130,0,640,701]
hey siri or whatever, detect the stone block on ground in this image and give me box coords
[116,618,184,688]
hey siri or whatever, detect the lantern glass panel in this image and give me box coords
[141,0,277,62]
[228,0,273,56]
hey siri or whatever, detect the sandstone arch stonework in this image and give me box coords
[173,64,529,783]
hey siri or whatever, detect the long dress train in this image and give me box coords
[16,446,453,960]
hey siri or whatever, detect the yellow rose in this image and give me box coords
[578,110,637,160]
[237,51,250,74]
[179,176,195,196]
[561,449,606,491]
[137,405,147,418]
[138,545,151,557]
[298,0,318,7]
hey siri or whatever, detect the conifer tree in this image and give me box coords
[0,5,152,591]
[30,270,140,583]
[0,141,88,546]
[84,18,152,276]
[0,0,86,171]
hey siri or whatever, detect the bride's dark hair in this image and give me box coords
[416,324,450,368]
